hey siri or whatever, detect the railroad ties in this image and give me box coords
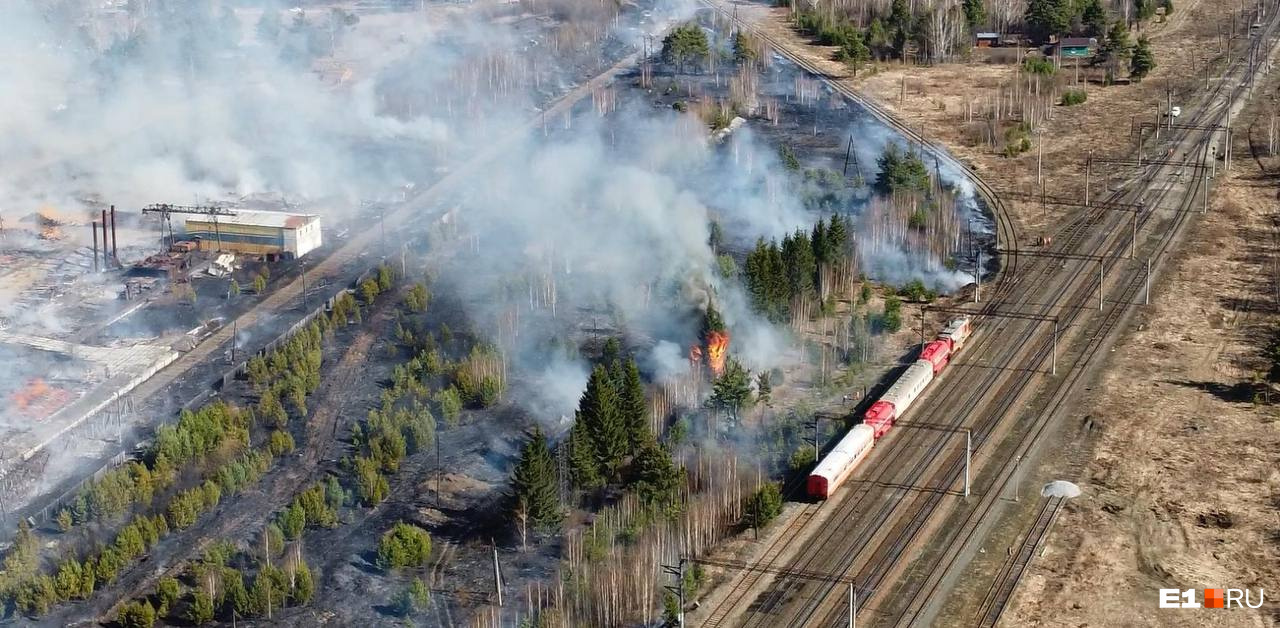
[972,495,1065,627]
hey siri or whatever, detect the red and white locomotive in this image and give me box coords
[807,315,972,499]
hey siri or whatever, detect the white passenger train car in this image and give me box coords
[879,361,934,417]
[806,424,876,499]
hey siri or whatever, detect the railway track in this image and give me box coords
[878,14,1280,628]
[970,495,1064,628]
[695,2,1280,626]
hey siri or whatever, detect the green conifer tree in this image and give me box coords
[1130,36,1156,80]
[710,359,753,426]
[620,358,651,448]
[568,421,603,490]
[577,366,626,477]
[510,427,562,530]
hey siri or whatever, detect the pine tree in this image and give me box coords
[602,337,622,369]
[888,0,911,32]
[603,337,625,389]
[766,240,787,317]
[1099,20,1132,78]
[568,421,602,490]
[827,215,849,257]
[631,443,682,512]
[710,359,753,426]
[962,0,986,30]
[875,144,930,194]
[744,239,771,314]
[510,427,562,530]
[701,302,726,337]
[781,231,816,300]
[1025,0,1069,44]
[291,560,314,603]
[732,32,756,64]
[1081,0,1107,36]
[661,22,710,72]
[811,218,829,266]
[577,366,626,478]
[867,18,889,60]
[756,372,772,406]
[1130,36,1156,81]
[620,358,651,448]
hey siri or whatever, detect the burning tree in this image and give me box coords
[700,302,730,377]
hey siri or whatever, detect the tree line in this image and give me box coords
[9,264,403,617]
[787,0,1168,67]
[509,339,684,544]
[743,214,852,323]
[115,538,315,626]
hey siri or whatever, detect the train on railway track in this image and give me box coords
[807,315,973,499]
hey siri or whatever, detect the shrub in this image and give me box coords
[377,522,433,569]
[268,430,296,457]
[156,576,180,616]
[789,446,816,471]
[901,279,936,302]
[1002,123,1033,157]
[118,600,156,628]
[882,294,903,332]
[1060,88,1088,106]
[1022,56,1056,75]
[743,483,784,528]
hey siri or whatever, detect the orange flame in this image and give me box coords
[706,331,730,377]
[689,345,703,366]
[12,379,50,409]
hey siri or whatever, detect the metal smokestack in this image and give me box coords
[91,222,99,272]
[100,209,109,269]
[110,205,118,263]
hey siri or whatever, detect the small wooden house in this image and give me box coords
[1057,37,1098,59]
[975,32,1000,48]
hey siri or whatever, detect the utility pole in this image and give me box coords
[1204,174,1210,213]
[919,308,926,349]
[964,430,971,498]
[1085,152,1092,207]
[975,249,982,303]
[1226,108,1233,172]
[813,416,821,461]
[1041,179,1047,217]
[1146,258,1152,305]
[1036,132,1044,186]
[848,582,857,628]
[1014,455,1023,502]
[437,432,443,507]
[1130,212,1138,259]
[1138,127,1144,168]
[1098,259,1105,311]
[1051,318,1058,375]
[493,540,503,606]
[662,560,688,628]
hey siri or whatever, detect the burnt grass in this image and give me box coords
[271,281,563,626]
[87,14,1006,628]
[294,26,1002,628]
